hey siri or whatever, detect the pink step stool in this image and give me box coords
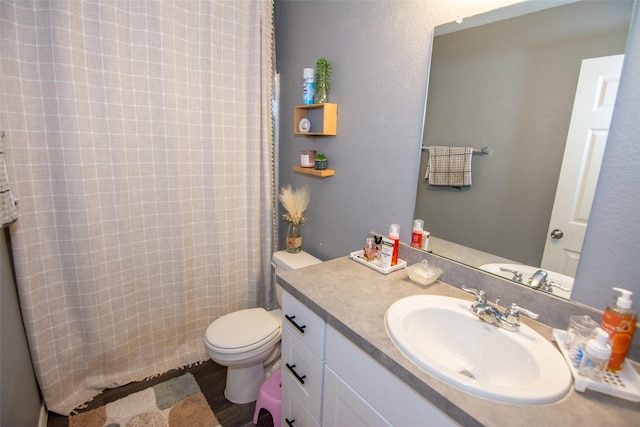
[253,368,281,427]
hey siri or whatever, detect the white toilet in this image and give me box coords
[204,250,321,403]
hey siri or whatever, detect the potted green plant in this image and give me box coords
[315,57,332,104]
[314,153,328,170]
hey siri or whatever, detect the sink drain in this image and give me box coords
[459,369,476,379]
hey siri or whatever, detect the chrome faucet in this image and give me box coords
[527,269,571,294]
[528,269,548,289]
[462,286,539,331]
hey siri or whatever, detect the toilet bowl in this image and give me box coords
[204,250,321,404]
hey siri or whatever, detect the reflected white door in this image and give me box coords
[541,54,624,276]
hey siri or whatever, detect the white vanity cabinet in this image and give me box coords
[282,291,456,426]
[281,291,327,427]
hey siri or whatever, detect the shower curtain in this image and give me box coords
[0,0,274,415]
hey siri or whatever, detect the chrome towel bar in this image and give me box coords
[421,145,491,154]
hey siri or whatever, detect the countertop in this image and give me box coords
[276,256,640,427]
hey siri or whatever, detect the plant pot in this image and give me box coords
[314,159,328,170]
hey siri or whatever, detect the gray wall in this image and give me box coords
[275,1,640,312]
[574,3,640,309]
[1,231,42,426]
[275,0,437,260]
[415,1,630,267]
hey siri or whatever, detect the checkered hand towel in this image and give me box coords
[425,146,473,187]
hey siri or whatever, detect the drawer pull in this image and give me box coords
[284,314,306,334]
[285,418,295,426]
[285,363,306,385]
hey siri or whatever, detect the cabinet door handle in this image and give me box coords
[285,418,295,426]
[284,314,306,334]
[285,363,306,385]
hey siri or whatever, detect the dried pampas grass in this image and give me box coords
[279,184,310,224]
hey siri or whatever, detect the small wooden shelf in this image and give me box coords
[293,166,335,178]
[294,103,337,135]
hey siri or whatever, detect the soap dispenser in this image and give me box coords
[578,327,612,381]
[600,287,637,371]
[411,219,424,248]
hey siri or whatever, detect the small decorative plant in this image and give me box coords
[279,184,310,225]
[314,153,328,170]
[315,57,332,104]
[279,184,310,253]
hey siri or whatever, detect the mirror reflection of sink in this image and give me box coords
[385,295,572,405]
[479,263,574,299]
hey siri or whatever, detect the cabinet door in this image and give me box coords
[322,366,392,427]
[282,325,324,423]
[282,378,320,427]
[325,326,457,426]
[282,291,326,358]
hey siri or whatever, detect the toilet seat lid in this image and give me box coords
[205,308,280,350]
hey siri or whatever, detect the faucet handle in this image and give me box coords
[461,286,486,303]
[499,267,523,283]
[507,303,539,320]
[547,280,571,292]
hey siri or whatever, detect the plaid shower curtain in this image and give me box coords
[0,0,274,415]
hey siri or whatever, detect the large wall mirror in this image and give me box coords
[414,0,633,300]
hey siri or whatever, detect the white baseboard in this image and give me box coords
[38,400,48,427]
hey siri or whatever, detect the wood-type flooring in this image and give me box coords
[46,360,274,427]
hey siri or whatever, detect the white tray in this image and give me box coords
[349,250,407,274]
[552,329,640,402]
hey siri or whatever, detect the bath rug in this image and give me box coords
[69,373,221,427]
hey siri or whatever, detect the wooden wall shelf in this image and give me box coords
[294,103,338,136]
[293,166,335,178]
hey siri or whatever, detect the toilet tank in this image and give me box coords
[272,250,321,307]
[272,250,321,273]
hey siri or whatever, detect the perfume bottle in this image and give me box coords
[363,237,377,261]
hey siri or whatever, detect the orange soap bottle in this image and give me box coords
[600,288,636,372]
[411,219,424,248]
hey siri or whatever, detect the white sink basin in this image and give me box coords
[479,263,574,299]
[385,295,571,405]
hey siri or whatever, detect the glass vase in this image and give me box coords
[286,222,302,253]
[318,85,328,104]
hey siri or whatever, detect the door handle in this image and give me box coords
[550,229,564,239]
